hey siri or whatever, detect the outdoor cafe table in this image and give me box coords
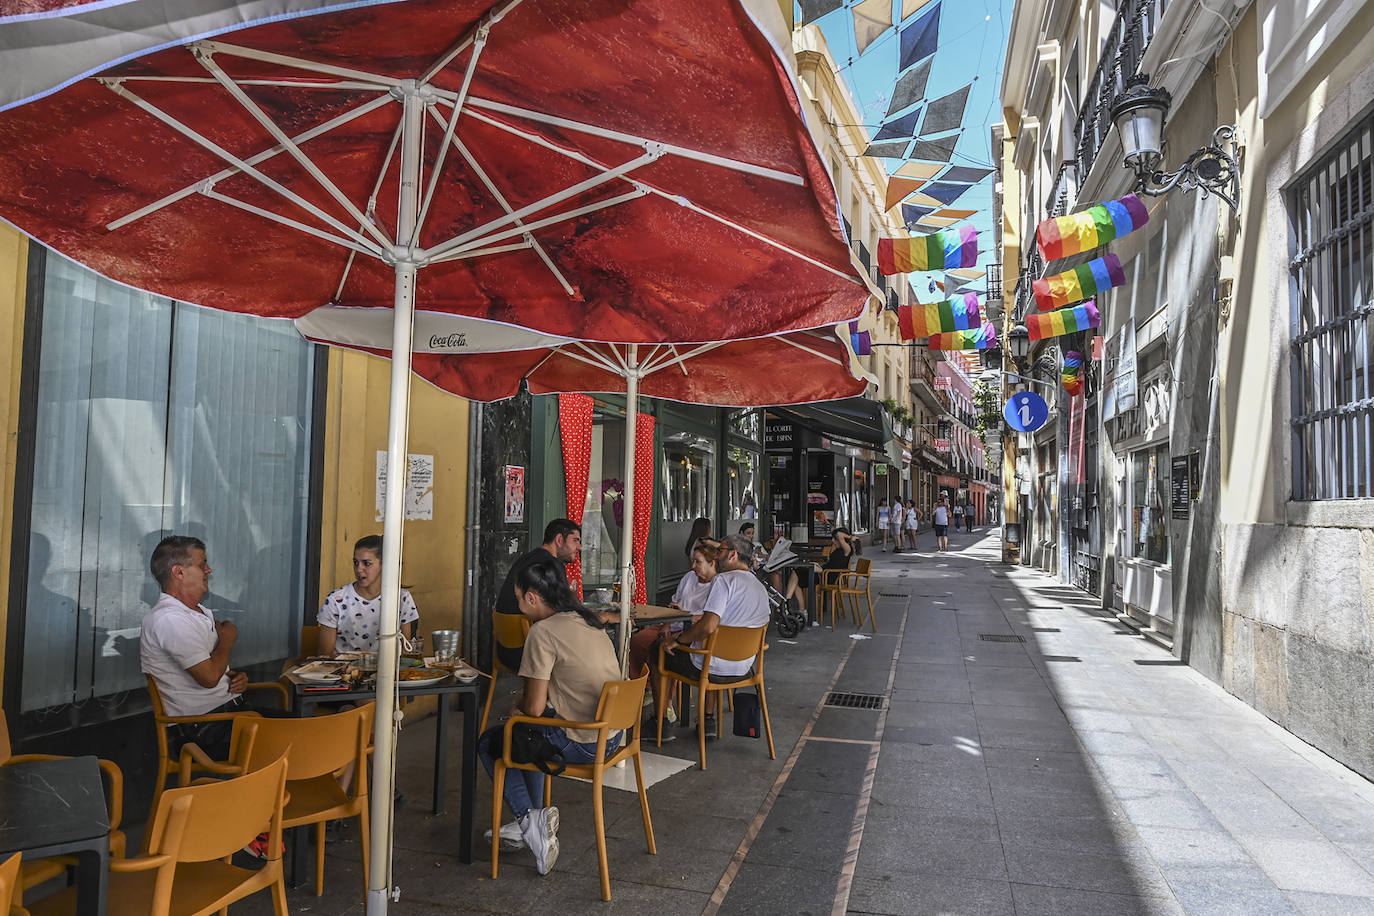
[0,756,109,916]
[285,673,481,867]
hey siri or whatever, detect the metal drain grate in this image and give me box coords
[879,592,907,598]
[825,692,887,710]
[978,634,1026,643]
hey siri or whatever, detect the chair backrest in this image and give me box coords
[244,704,372,784]
[491,612,530,673]
[593,674,649,733]
[853,558,872,579]
[145,675,170,720]
[0,709,12,762]
[706,625,768,664]
[138,794,194,916]
[300,625,321,657]
[0,852,19,915]
[152,751,289,864]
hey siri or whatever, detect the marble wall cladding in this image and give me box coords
[471,393,533,671]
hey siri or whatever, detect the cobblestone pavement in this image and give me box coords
[227,528,1374,915]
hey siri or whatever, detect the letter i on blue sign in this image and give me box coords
[1003,391,1048,432]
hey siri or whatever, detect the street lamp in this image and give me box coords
[1007,323,1031,370]
[1110,74,1241,213]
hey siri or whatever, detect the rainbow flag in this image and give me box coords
[850,330,872,356]
[877,226,977,275]
[898,293,982,339]
[1033,254,1124,311]
[1026,300,1101,340]
[1036,194,1149,261]
[1061,350,1084,396]
[927,321,997,350]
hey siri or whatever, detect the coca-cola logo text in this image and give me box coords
[428,333,468,349]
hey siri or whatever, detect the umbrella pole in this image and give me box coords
[368,82,423,916]
[617,345,639,677]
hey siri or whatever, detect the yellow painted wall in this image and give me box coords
[315,348,469,644]
[0,224,26,706]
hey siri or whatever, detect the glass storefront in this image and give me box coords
[660,427,716,580]
[578,405,628,591]
[1130,443,1170,564]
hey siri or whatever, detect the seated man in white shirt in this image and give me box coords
[140,535,278,758]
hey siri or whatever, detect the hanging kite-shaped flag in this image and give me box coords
[851,330,873,356]
[1061,351,1085,396]
[927,321,997,350]
[1036,193,1150,261]
[898,293,982,339]
[1033,254,1125,311]
[878,226,977,275]
[1026,300,1101,340]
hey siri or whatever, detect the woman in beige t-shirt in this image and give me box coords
[476,553,620,876]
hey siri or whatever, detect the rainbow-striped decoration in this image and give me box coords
[1033,254,1124,311]
[898,293,982,339]
[927,321,998,351]
[1026,300,1101,341]
[1061,351,1085,396]
[1036,194,1149,261]
[850,330,872,356]
[878,226,977,275]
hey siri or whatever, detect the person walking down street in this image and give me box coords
[932,499,950,551]
[889,499,905,551]
[953,502,964,534]
[966,503,977,531]
[904,499,922,551]
[876,500,891,551]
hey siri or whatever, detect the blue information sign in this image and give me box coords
[1003,391,1049,433]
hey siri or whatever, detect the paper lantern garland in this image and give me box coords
[927,321,997,350]
[1036,193,1150,261]
[1026,300,1101,340]
[878,226,977,274]
[1033,253,1125,311]
[898,292,981,339]
[1061,351,1084,396]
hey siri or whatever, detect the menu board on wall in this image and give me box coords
[1171,455,1190,519]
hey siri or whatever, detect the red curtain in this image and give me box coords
[631,412,656,605]
[558,393,594,600]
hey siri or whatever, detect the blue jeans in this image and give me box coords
[478,723,621,821]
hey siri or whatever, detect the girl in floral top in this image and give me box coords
[318,535,419,655]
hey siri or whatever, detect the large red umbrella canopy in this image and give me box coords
[0,0,867,342]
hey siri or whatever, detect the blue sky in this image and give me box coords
[802,0,1013,287]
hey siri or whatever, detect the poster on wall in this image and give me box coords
[1171,456,1190,519]
[504,465,526,523]
[376,452,435,521]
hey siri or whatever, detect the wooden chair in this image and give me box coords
[0,711,127,900]
[837,558,876,632]
[492,674,654,902]
[145,675,288,832]
[479,612,530,735]
[1,853,29,916]
[655,626,775,770]
[27,795,194,916]
[818,548,853,629]
[299,625,322,658]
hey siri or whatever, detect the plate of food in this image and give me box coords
[397,666,451,688]
[293,661,345,683]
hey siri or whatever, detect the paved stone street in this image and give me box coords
[238,528,1374,914]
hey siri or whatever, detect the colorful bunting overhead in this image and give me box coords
[895,161,945,180]
[878,225,977,274]
[884,59,932,117]
[884,176,927,211]
[920,85,971,135]
[901,203,936,225]
[1036,193,1150,261]
[898,293,982,338]
[898,3,940,71]
[799,0,844,26]
[862,138,911,159]
[1027,300,1101,340]
[851,330,873,356]
[874,107,923,142]
[852,0,893,56]
[933,207,978,219]
[927,321,998,350]
[1033,254,1125,311]
[1061,351,1085,396]
[939,165,996,183]
[921,181,974,206]
[910,135,960,162]
[902,0,938,15]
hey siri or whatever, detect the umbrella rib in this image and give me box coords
[100,79,388,258]
[420,0,526,84]
[459,95,805,186]
[337,116,405,301]
[198,40,402,89]
[193,46,394,252]
[651,341,727,375]
[564,344,624,374]
[202,188,384,257]
[440,240,532,259]
[107,93,394,232]
[114,76,385,91]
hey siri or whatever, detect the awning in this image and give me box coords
[769,397,901,465]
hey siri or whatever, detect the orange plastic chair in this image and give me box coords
[145,674,288,833]
[492,674,655,902]
[837,558,876,631]
[655,626,775,770]
[479,612,531,735]
[26,794,194,916]
[0,710,127,899]
[1,853,29,916]
[817,548,853,629]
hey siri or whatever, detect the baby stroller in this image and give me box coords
[757,567,807,638]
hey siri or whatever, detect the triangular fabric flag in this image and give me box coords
[940,165,996,183]
[920,85,971,135]
[920,182,975,206]
[928,321,997,350]
[897,293,982,339]
[906,192,944,207]
[862,139,912,159]
[885,58,932,117]
[910,135,959,162]
[851,330,873,356]
[947,268,986,280]
[799,0,844,25]
[933,207,978,219]
[874,107,923,142]
[916,216,959,228]
[852,0,893,56]
[877,226,977,274]
[895,161,944,180]
[1027,301,1102,340]
[901,203,935,225]
[1033,255,1125,310]
[885,177,927,211]
[902,0,938,16]
[1061,350,1085,395]
[1036,193,1150,261]
[898,4,940,71]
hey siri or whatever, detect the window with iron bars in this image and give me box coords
[1289,111,1374,500]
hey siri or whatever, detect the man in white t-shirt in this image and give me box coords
[659,533,769,685]
[932,500,951,551]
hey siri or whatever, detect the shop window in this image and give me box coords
[1130,444,1170,564]
[19,253,316,714]
[725,446,761,524]
[660,430,716,577]
[578,407,627,590]
[727,408,762,444]
[853,467,870,533]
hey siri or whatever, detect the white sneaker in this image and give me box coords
[483,820,526,850]
[521,806,560,875]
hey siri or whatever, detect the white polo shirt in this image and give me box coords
[140,593,231,717]
[692,569,769,677]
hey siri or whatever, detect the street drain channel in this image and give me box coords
[879,592,907,598]
[825,692,887,710]
[978,634,1026,643]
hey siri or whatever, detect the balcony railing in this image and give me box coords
[1046,161,1078,218]
[1073,0,1167,184]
